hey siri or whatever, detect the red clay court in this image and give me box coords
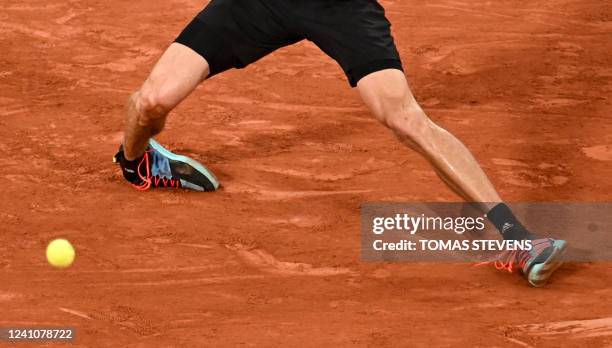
[1,0,611,346]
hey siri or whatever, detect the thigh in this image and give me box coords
[176,0,303,77]
[297,0,403,87]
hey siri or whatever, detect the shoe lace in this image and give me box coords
[492,249,531,273]
[133,151,181,190]
[474,239,550,273]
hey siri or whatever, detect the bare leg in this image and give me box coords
[357,70,568,286]
[357,69,502,211]
[123,43,210,160]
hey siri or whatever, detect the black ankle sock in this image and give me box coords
[115,147,145,184]
[487,203,536,240]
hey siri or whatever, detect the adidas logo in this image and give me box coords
[502,222,514,234]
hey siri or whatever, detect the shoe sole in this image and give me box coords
[527,239,567,287]
[149,138,220,191]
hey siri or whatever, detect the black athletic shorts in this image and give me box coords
[175,0,403,87]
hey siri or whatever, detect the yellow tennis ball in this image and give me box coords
[46,239,76,268]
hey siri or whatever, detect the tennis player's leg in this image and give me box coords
[123,43,209,160]
[357,70,568,287]
[303,0,567,286]
[117,1,303,190]
[301,0,500,208]
[123,0,302,161]
[357,69,501,207]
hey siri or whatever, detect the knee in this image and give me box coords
[133,91,171,120]
[132,78,178,119]
[126,88,171,134]
[376,93,434,143]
